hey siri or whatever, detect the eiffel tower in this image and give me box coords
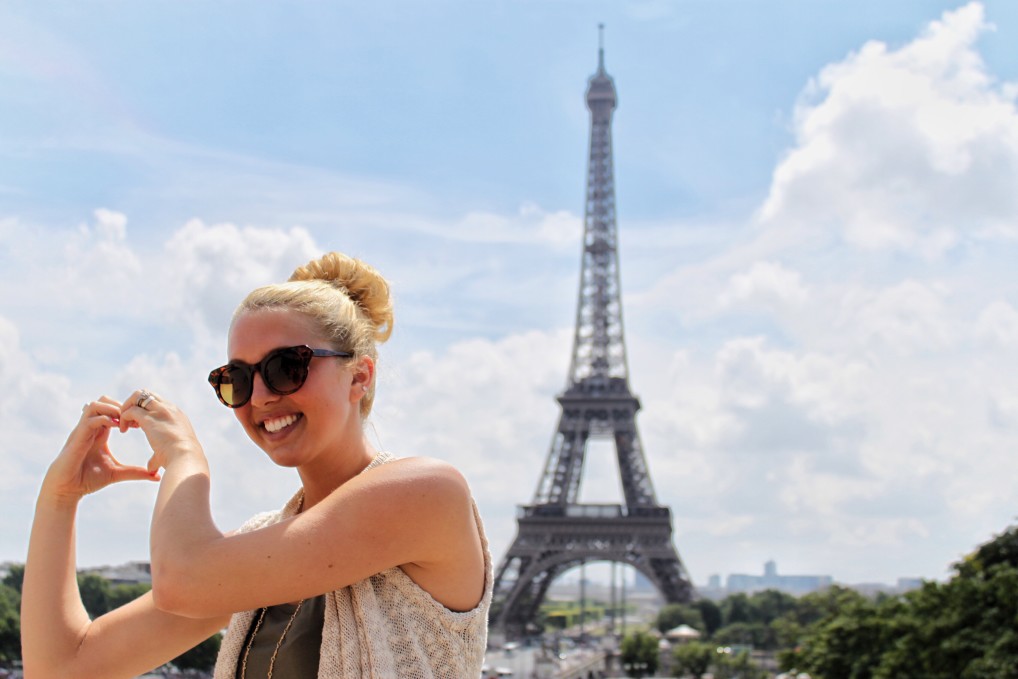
[490,31,695,638]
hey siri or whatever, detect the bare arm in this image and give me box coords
[21,399,229,679]
[149,451,485,618]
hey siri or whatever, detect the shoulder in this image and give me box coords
[342,456,474,524]
[361,455,471,494]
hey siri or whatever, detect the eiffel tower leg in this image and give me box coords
[490,512,696,638]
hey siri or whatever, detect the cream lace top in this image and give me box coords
[213,452,493,678]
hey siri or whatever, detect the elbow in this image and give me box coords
[150,550,214,618]
[149,561,191,616]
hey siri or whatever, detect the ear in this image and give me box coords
[350,355,375,400]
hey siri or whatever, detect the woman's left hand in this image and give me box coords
[118,390,205,472]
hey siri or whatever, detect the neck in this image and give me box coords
[297,434,377,510]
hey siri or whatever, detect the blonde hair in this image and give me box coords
[233,252,393,417]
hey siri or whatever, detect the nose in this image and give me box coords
[249,370,280,408]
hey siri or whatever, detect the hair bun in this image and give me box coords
[289,252,393,343]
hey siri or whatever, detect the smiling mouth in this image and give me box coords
[263,413,302,433]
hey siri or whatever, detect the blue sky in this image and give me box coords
[3,1,1018,589]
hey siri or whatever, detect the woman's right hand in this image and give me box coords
[42,396,160,503]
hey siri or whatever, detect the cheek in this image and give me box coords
[234,408,258,436]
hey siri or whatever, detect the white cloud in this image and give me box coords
[419,202,582,248]
[715,336,870,426]
[720,260,809,311]
[975,300,1018,346]
[760,2,1018,255]
[840,279,955,352]
[0,314,80,553]
[162,219,321,334]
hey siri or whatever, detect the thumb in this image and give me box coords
[111,464,161,484]
[146,454,163,475]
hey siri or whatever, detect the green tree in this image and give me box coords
[722,592,752,625]
[656,602,704,635]
[109,582,152,610]
[748,589,798,624]
[77,572,112,618]
[172,632,222,671]
[697,598,723,637]
[0,582,20,664]
[713,621,771,649]
[672,641,713,678]
[793,594,904,679]
[2,564,24,595]
[957,524,1018,576]
[620,630,659,678]
[789,524,1018,679]
[714,647,766,679]
[872,566,1018,679]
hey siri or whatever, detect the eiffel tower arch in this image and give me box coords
[490,31,695,638]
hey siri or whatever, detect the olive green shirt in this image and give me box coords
[235,595,326,679]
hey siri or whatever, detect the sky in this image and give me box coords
[2,0,1018,590]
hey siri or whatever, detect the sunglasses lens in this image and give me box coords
[219,365,253,407]
[263,348,309,394]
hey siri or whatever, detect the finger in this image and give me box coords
[81,400,127,440]
[80,398,121,421]
[96,392,124,419]
[72,411,119,447]
[105,449,160,478]
[124,388,162,413]
[120,389,163,431]
[110,463,161,483]
[118,407,142,433]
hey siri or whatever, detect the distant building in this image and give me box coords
[896,577,923,592]
[725,560,833,596]
[80,561,152,585]
[697,575,727,600]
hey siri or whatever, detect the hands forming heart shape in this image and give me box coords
[45,390,202,502]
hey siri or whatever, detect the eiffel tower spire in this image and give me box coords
[569,22,625,386]
[490,31,695,639]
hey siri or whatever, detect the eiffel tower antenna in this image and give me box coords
[490,28,695,639]
[598,22,605,65]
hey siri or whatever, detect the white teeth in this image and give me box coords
[264,414,298,433]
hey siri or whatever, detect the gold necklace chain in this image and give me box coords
[241,491,306,679]
[240,599,306,679]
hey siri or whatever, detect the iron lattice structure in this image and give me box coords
[490,38,695,638]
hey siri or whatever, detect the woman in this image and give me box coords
[22,252,492,678]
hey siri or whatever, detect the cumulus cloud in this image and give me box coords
[619,3,1018,579]
[0,314,81,555]
[839,279,955,352]
[720,261,809,311]
[162,219,321,334]
[760,2,1018,255]
[418,201,582,248]
[975,300,1018,346]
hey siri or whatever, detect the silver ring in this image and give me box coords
[137,390,156,410]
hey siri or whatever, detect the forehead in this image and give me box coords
[227,308,326,361]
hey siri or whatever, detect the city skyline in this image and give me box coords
[2,1,1018,587]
